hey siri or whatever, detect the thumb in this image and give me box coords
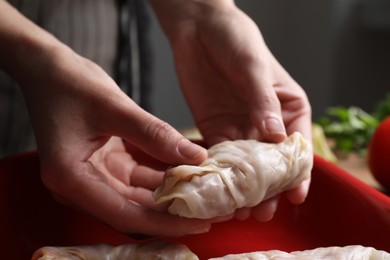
[246,73,287,143]
[103,95,207,165]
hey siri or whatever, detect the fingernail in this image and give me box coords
[189,225,211,235]
[178,140,206,160]
[263,117,286,137]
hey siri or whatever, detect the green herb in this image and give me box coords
[373,94,390,122]
[315,93,390,157]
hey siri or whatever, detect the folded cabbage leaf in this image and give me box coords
[153,132,313,219]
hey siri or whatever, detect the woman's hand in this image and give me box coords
[0,1,220,236]
[150,0,312,221]
[21,46,220,236]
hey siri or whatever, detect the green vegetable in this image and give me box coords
[316,93,390,156]
[373,94,390,122]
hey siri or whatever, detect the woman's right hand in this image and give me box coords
[0,1,223,237]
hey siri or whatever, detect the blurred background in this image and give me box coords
[147,0,390,129]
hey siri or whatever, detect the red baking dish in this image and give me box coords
[1,152,389,259]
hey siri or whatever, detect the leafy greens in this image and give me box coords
[316,94,390,156]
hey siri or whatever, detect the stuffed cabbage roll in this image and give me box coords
[32,240,199,260]
[210,245,390,260]
[153,132,313,219]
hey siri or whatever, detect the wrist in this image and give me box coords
[0,1,69,87]
[149,0,235,38]
[7,31,67,81]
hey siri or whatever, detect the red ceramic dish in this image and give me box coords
[0,152,389,260]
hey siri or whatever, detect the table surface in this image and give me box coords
[335,153,385,191]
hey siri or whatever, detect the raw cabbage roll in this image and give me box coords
[153,132,313,219]
[32,240,199,260]
[210,245,390,260]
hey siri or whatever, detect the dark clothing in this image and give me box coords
[0,0,152,157]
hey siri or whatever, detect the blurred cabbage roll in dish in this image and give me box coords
[32,243,390,260]
[153,132,313,219]
[32,240,199,260]
[210,245,390,260]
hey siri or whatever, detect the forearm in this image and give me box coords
[0,0,66,85]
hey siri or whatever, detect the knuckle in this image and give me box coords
[300,98,312,116]
[237,53,268,75]
[260,92,280,111]
[293,88,312,115]
[145,119,175,143]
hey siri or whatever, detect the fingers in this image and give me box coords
[236,54,287,143]
[103,149,165,191]
[239,47,312,144]
[46,161,212,237]
[285,178,311,205]
[122,207,212,237]
[284,104,312,142]
[99,93,207,166]
[130,165,165,191]
[234,207,251,220]
[233,197,279,222]
[256,112,287,143]
[248,76,286,143]
[251,196,280,222]
[271,56,312,141]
